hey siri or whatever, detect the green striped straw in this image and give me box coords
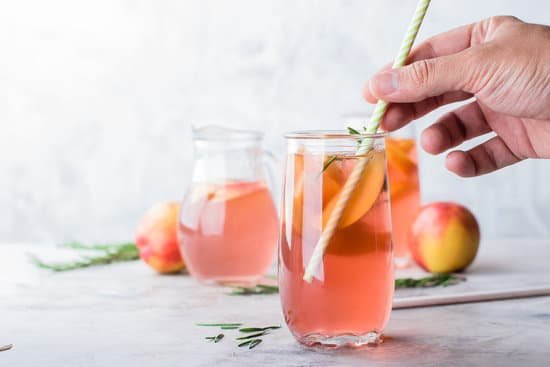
[303,0,432,282]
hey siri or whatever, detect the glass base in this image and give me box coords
[298,331,383,349]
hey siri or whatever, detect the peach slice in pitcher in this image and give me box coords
[322,150,386,229]
[209,181,264,202]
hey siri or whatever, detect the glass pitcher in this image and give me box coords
[178,125,279,285]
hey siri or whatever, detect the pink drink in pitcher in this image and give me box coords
[179,180,278,284]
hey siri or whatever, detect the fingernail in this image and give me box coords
[371,71,398,95]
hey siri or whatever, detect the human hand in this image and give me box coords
[364,16,550,177]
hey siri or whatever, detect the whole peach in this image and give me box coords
[408,202,480,273]
[135,202,185,273]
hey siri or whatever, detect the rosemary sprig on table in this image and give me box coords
[239,326,281,333]
[197,323,280,350]
[238,339,262,349]
[228,274,465,295]
[29,242,139,271]
[229,284,279,295]
[205,334,224,343]
[236,331,270,340]
[196,323,242,327]
[395,273,465,289]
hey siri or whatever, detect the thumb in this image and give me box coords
[368,52,476,103]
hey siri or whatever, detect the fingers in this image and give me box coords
[364,16,525,104]
[445,136,523,177]
[380,91,472,131]
[368,51,480,103]
[364,22,477,103]
[421,101,492,154]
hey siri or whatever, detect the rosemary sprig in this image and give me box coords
[29,242,139,271]
[205,334,224,343]
[239,326,281,333]
[238,339,262,349]
[198,323,279,350]
[228,274,465,295]
[229,284,279,296]
[321,127,363,173]
[0,344,13,352]
[395,273,465,289]
[347,126,362,135]
[62,242,122,251]
[321,155,338,173]
[196,323,242,327]
[236,331,270,340]
[220,325,240,330]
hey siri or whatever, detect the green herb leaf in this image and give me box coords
[238,328,264,333]
[248,339,262,349]
[220,325,240,330]
[239,326,281,333]
[236,331,269,340]
[347,126,361,135]
[229,284,279,296]
[347,126,364,147]
[395,273,465,289]
[205,334,224,343]
[197,323,242,327]
[321,155,338,173]
[238,340,253,347]
[29,242,139,272]
[227,276,464,294]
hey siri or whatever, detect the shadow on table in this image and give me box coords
[320,334,451,365]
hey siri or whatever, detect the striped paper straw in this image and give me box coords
[303,0,431,282]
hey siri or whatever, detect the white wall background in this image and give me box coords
[1,0,549,243]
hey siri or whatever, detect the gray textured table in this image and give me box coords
[1,239,550,367]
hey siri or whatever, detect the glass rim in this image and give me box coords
[284,130,388,140]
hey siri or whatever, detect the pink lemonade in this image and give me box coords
[279,144,394,346]
[386,138,420,264]
[179,181,278,284]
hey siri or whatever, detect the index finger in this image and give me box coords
[364,22,475,103]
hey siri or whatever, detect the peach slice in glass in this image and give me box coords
[322,151,386,229]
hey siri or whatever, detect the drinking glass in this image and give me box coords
[179,125,279,285]
[386,125,421,267]
[279,130,394,347]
